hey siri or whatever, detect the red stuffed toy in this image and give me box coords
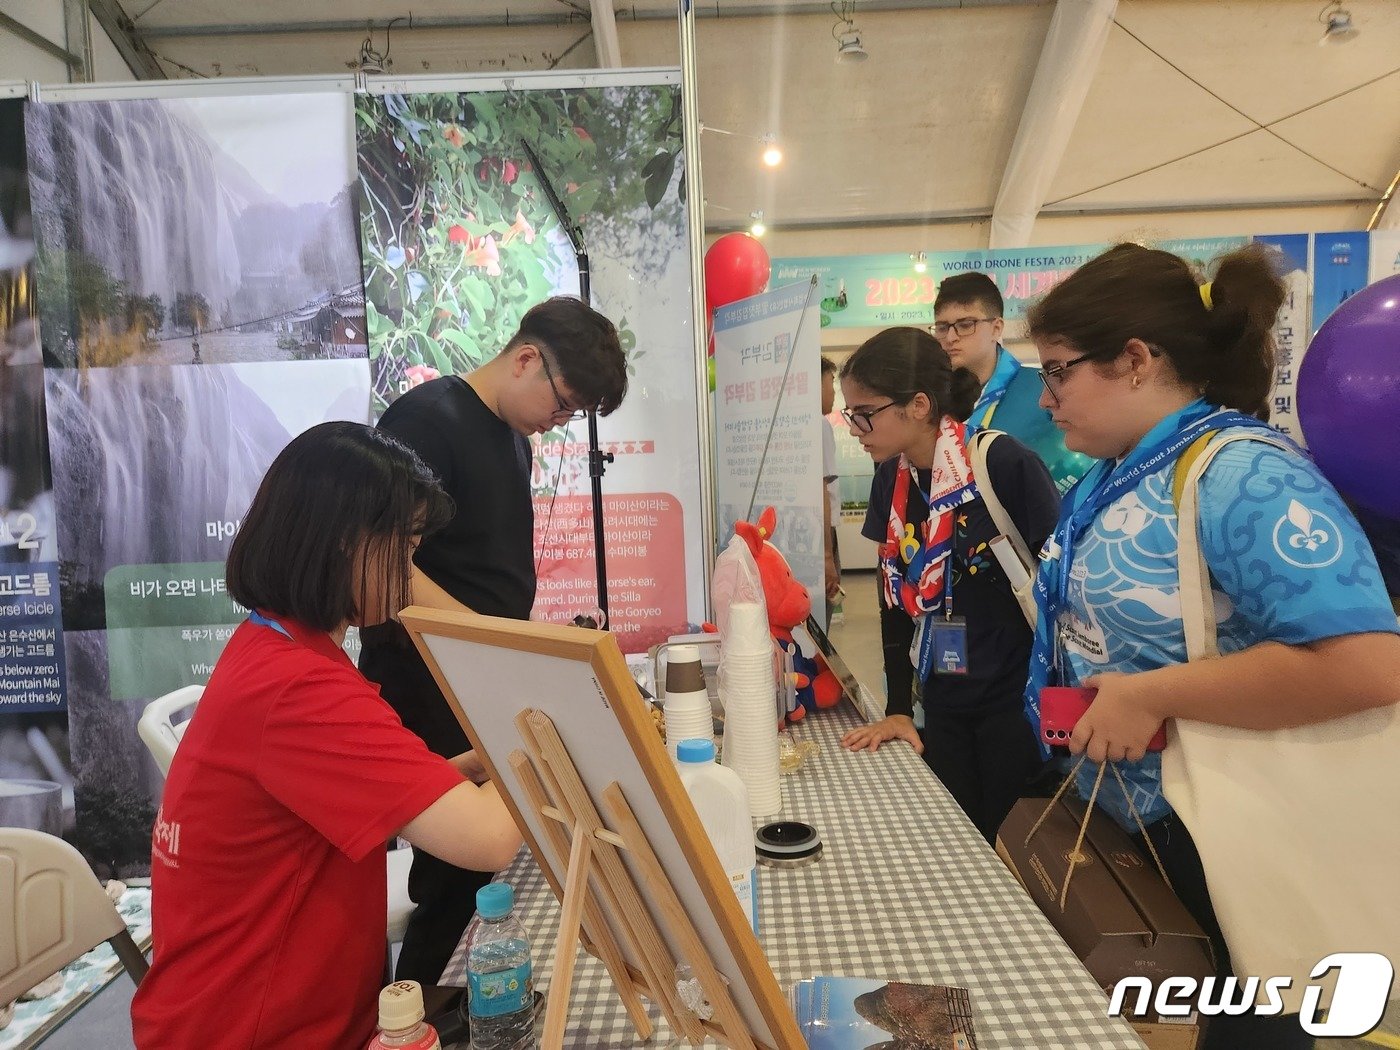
[733,507,841,722]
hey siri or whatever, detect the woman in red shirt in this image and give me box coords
[131,421,523,1048]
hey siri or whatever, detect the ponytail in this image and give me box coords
[1204,244,1285,417]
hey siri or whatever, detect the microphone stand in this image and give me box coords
[518,140,614,629]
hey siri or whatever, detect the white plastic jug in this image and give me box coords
[674,738,759,937]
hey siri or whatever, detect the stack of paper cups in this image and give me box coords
[664,645,713,758]
[718,602,782,816]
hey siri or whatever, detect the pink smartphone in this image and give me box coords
[1040,686,1167,752]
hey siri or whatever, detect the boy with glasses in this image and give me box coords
[359,296,627,985]
[933,273,1090,492]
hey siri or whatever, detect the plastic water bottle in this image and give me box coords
[675,738,759,936]
[365,981,441,1049]
[463,883,536,1050]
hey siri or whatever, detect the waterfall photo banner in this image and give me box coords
[24,90,373,878]
[0,97,74,851]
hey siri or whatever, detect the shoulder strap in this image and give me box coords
[1173,430,1295,661]
[969,429,1034,573]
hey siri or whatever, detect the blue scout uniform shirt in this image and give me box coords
[1055,417,1399,831]
[966,347,1093,494]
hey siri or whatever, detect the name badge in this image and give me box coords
[913,615,969,678]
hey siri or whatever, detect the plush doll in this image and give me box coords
[733,507,842,722]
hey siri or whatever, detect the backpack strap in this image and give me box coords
[969,428,1038,627]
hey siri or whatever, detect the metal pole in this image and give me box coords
[677,0,718,621]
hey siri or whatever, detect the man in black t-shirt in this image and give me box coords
[361,296,628,983]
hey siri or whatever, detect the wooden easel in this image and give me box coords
[509,708,763,1049]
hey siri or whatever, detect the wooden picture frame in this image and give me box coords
[400,606,803,1050]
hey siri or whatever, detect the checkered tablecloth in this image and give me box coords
[442,702,1144,1049]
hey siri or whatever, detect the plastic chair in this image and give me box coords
[136,684,205,777]
[136,687,415,953]
[0,828,148,1006]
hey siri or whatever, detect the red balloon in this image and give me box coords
[704,233,771,311]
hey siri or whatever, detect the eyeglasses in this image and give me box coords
[932,317,997,338]
[1038,352,1097,406]
[538,352,589,421]
[840,401,901,434]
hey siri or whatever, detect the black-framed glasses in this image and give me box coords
[538,352,589,421]
[1038,352,1097,406]
[840,401,901,434]
[932,317,997,338]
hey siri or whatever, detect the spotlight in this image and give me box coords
[761,134,783,168]
[836,29,868,62]
[912,251,928,274]
[1318,2,1358,43]
[832,1,869,63]
[749,210,767,238]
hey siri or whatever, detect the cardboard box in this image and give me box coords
[1132,1021,1201,1050]
[996,795,1213,1047]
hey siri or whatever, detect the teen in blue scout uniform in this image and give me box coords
[1023,243,1400,1050]
[933,273,1092,493]
[837,328,1060,843]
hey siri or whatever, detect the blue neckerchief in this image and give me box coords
[1021,400,1278,756]
[247,610,294,641]
[965,346,1020,434]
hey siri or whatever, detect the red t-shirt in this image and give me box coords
[131,616,464,1048]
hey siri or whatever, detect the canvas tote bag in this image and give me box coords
[1166,430,1400,1011]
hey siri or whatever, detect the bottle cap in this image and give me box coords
[476,881,515,919]
[664,645,706,696]
[378,980,426,1031]
[676,738,715,763]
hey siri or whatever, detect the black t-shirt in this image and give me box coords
[381,375,534,616]
[359,375,534,753]
[862,433,1060,716]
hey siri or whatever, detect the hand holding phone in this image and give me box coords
[1040,685,1167,752]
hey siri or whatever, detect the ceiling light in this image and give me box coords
[832,1,868,63]
[749,211,767,238]
[761,134,783,167]
[1318,2,1359,43]
[912,251,928,274]
[836,29,868,63]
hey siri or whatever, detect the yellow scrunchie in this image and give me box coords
[1199,282,1213,310]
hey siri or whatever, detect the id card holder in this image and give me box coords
[930,616,969,676]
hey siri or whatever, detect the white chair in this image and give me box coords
[137,687,415,953]
[0,828,148,1006]
[136,684,204,776]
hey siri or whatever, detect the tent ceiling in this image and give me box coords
[93,0,1400,235]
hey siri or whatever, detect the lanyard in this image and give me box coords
[247,609,294,641]
[1049,402,1273,618]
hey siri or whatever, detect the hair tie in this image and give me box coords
[1199,282,1213,310]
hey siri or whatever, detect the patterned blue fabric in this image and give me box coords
[1046,418,1398,830]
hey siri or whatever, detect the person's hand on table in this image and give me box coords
[450,749,491,784]
[1069,672,1165,765]
[840,714,922,755]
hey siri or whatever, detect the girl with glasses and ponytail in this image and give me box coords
[838,328,1061,844]
[1025,243,1400,1050]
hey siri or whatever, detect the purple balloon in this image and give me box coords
[1298,273,1400,519]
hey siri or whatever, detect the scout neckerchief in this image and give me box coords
[1021,399,1278,756]
[879,415,979,618]
[965,345,1020,434]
